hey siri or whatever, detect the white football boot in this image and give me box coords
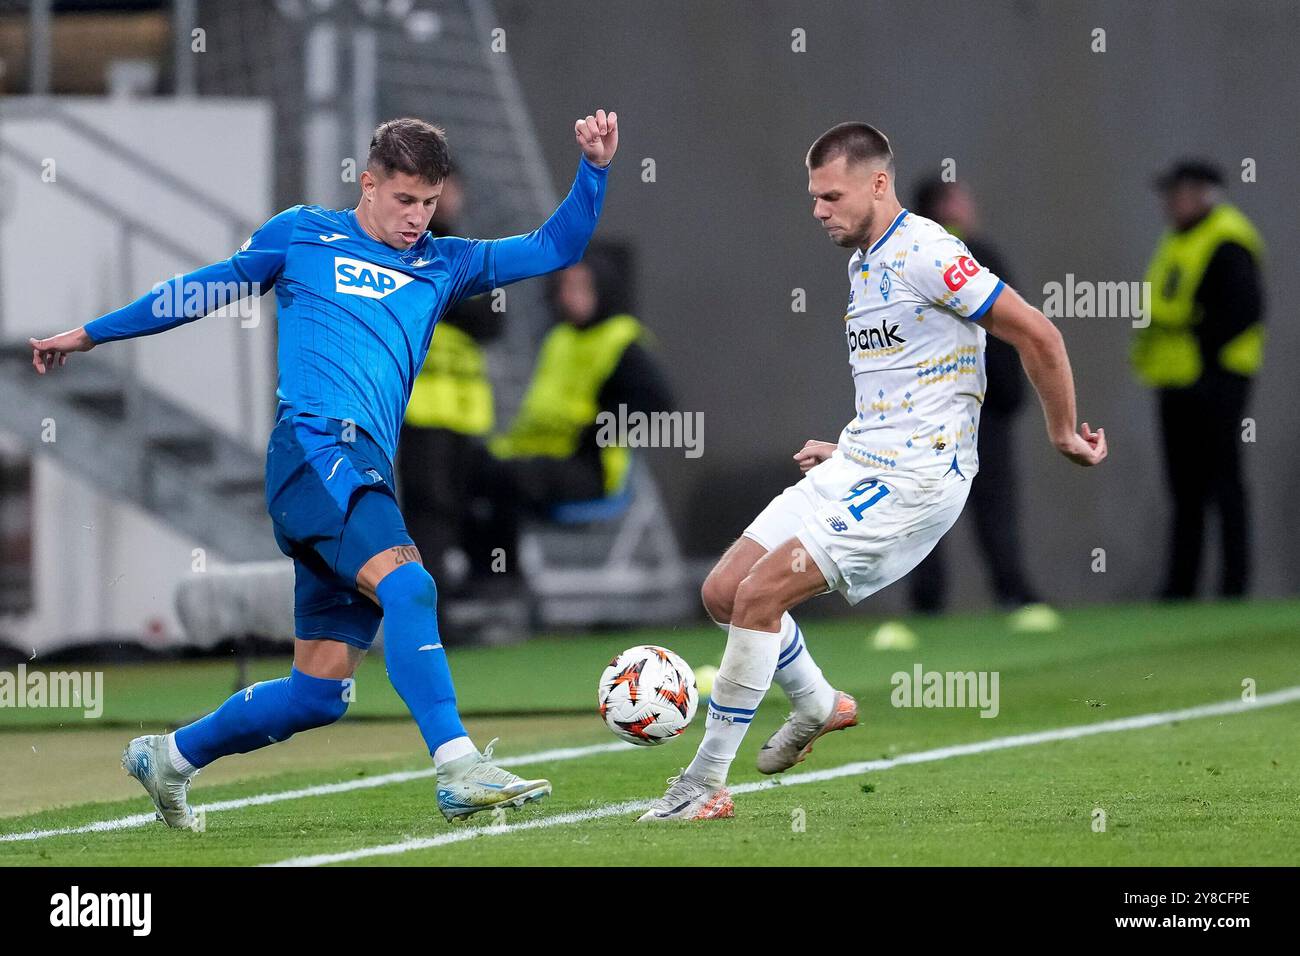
[122,734,201,830]
[756,691,859,774]
[637,772,734,822]
[436,738,551,822]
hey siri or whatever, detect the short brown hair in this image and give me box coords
[806,122,894,174]
[367,118,451,183]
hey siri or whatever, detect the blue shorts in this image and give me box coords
[265,413,414,650]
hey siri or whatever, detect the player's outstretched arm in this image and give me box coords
[488,109,619,287]
[28,207,297,375]
[29,259,253,375]
[977,286,1107,467]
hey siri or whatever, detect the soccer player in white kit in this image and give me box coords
[639,122,1107,822]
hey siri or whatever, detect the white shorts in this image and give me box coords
[742,453,971,605]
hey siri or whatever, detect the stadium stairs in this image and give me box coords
[1,340,280,564]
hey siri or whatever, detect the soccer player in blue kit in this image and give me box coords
[29,109,620,826]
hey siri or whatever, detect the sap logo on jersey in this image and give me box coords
[334,257,415,300]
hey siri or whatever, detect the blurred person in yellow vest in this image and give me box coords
[466,241,674,589]
[398,167,503,593]
[1134,159,1265,599]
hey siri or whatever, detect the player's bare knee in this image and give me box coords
[731,572,783,628]
[373,561,438,613]
[700,571,735,625]
[298,687,350,728]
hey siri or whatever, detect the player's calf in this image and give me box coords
[375,562,474,758]
[170,668,352,770]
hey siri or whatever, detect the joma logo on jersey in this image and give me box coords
[847,319,906,351]
[334,257,414,300]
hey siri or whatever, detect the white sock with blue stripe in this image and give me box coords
[685,624,779,787]
[773,612,835,722]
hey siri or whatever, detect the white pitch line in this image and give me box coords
[269,685,1300,867]
[0,740,632,843]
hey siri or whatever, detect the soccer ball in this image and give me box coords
[597,645,699,746]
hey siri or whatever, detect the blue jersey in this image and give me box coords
[86,157,610,461]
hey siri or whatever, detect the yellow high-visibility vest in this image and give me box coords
[490,314,645,495]
[405,322,494,435]
[1133,204,1265,387]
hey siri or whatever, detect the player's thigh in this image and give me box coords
[355,542,424,602]
[733,470,826,580]
[701,535,768,618]
[289,547,386,659]
[806,474,970,606]
[267,416,410,647]
[732,535,833,624]
[345,489,423,602]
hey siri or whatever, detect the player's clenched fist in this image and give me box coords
[1055,422,1107,467]
[575,109,618,167]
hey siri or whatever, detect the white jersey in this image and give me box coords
[837,209,1005,480]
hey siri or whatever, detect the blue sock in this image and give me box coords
[377,563,468,758]
[173,667,351,769]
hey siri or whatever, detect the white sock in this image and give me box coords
[685,624,780,787]
[433,735,478,769]
[772,612,835,722]
[166,733,198,776]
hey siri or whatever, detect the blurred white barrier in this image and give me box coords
[0,97,273,654]
[173,561,295,649]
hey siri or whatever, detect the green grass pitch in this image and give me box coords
[2,600,1298,866]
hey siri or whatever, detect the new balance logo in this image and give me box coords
[334,257,415,300]
[411,257,431,268]
[319,233,348,242]
[826,515,849,533]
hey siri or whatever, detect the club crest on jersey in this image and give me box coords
[334,257,415,300]
[879,271,892,301]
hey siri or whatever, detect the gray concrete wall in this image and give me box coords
[490,0,1299,612]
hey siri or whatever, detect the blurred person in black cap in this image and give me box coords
[1134,159,1265,599]
[897,176,1055,633]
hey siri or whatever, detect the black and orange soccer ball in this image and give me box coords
[597,645,699,746]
